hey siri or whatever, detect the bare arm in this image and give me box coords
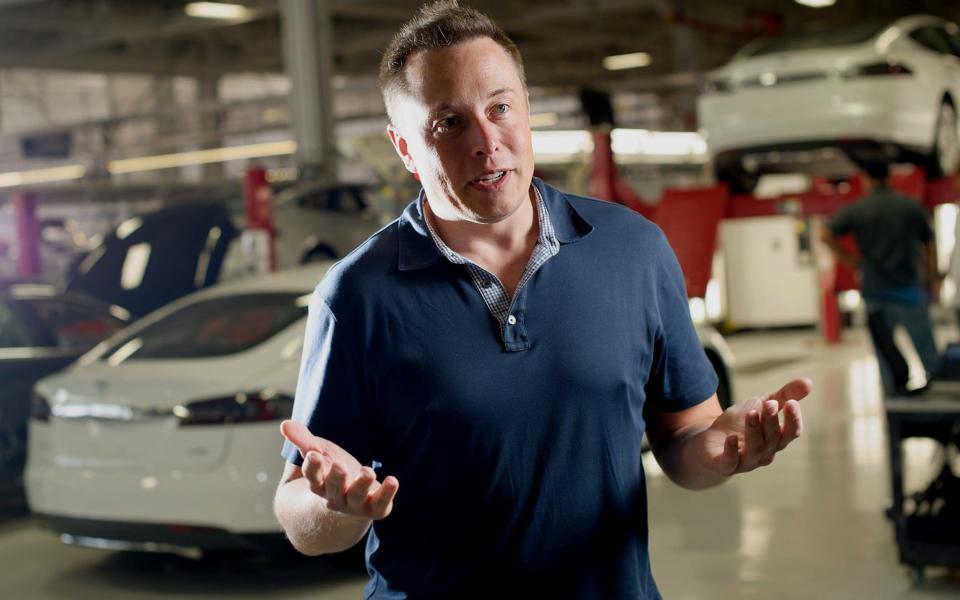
[821,227,860,269]
[646,379,811,490]
[274,462,373,555]
[646,394,729,490]
[273,421,399,556]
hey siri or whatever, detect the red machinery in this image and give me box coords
[588,129,959,343]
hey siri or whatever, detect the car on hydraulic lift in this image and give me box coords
[25,264,733,558]
[698,14,960,192]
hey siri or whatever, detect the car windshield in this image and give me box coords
[100,292,307,361]
[740,19,889,58]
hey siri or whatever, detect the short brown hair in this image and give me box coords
[378,1,526,124]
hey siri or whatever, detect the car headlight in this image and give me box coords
[31,392,52,423]
[176,389,294,426]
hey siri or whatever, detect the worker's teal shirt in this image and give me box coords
[282,178,718,599]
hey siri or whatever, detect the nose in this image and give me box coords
[470,117,500,157]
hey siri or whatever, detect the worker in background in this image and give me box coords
[823,157,941,396]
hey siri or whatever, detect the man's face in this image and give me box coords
[387,37,534,224]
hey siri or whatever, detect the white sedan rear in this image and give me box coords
[25,265,329,558]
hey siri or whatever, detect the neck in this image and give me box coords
[424,187,538,259]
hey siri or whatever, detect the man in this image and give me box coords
[822,157,940,395]
[274,2,810,598]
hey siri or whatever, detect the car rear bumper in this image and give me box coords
[35,515,288,558]
[25,422,284,535]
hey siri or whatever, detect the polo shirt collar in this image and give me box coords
[397,177,593,272]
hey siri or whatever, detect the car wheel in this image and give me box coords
[706,351,732,410]
[715,163,759,195]
[0,423,26,480]
[930,101,960,178]
[301,245,337,264]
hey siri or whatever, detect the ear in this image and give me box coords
[387,125,418,176]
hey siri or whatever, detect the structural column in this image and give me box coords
[280,0,338,182]
[13,191,41,280]
[198,77,224,181]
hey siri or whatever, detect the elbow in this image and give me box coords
[285,535,329,557]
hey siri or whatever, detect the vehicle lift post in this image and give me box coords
[244,167,277,272]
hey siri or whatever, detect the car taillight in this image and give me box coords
[176,389,294,426]
[844,61,913,77]
[31,392,51,423]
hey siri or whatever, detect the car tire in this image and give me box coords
[715,163,759,195]
[706,351,732,411]
[929,100,960,178]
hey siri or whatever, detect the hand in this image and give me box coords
[699,378,812,476]
[280,420,399,520]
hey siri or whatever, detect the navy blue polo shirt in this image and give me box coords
[281,178,717,599]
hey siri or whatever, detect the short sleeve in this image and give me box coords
[644,230,719,412]
[280,288,375,466]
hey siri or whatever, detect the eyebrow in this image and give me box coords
[427,87,517,118]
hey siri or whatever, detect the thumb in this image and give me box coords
[280,420,320,456]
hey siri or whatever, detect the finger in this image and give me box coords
[280,420,321,456]
[760,399,781,448]
[742,409,764,471]
[777,400,803,451]
[768,377,814,408]
[301,451,327,497]
[368,476,400,519]
[345,466,378,510]
[324,461,350,511]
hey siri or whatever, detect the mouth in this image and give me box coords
[469,169,511,191]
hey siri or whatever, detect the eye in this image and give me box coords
[433,116,460,133]
[493,103,510,115]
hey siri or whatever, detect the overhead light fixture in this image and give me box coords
[794,0,836,7]
[184,2,251,20]
[0,141,297,188]
[603,52,652,71]
[108,140,296,174]
[530,129,707,165]
[611,129,707,157]
[0,164,85,188]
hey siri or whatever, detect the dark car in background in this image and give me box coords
[65,203,238,318]
[0,285,129,496]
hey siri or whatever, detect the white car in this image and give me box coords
[25,263,733,559]
[25,264,330,558]
[698,15,960,192]
[272,182,385,266]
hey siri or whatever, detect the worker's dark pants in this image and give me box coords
[866,300,939,396]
